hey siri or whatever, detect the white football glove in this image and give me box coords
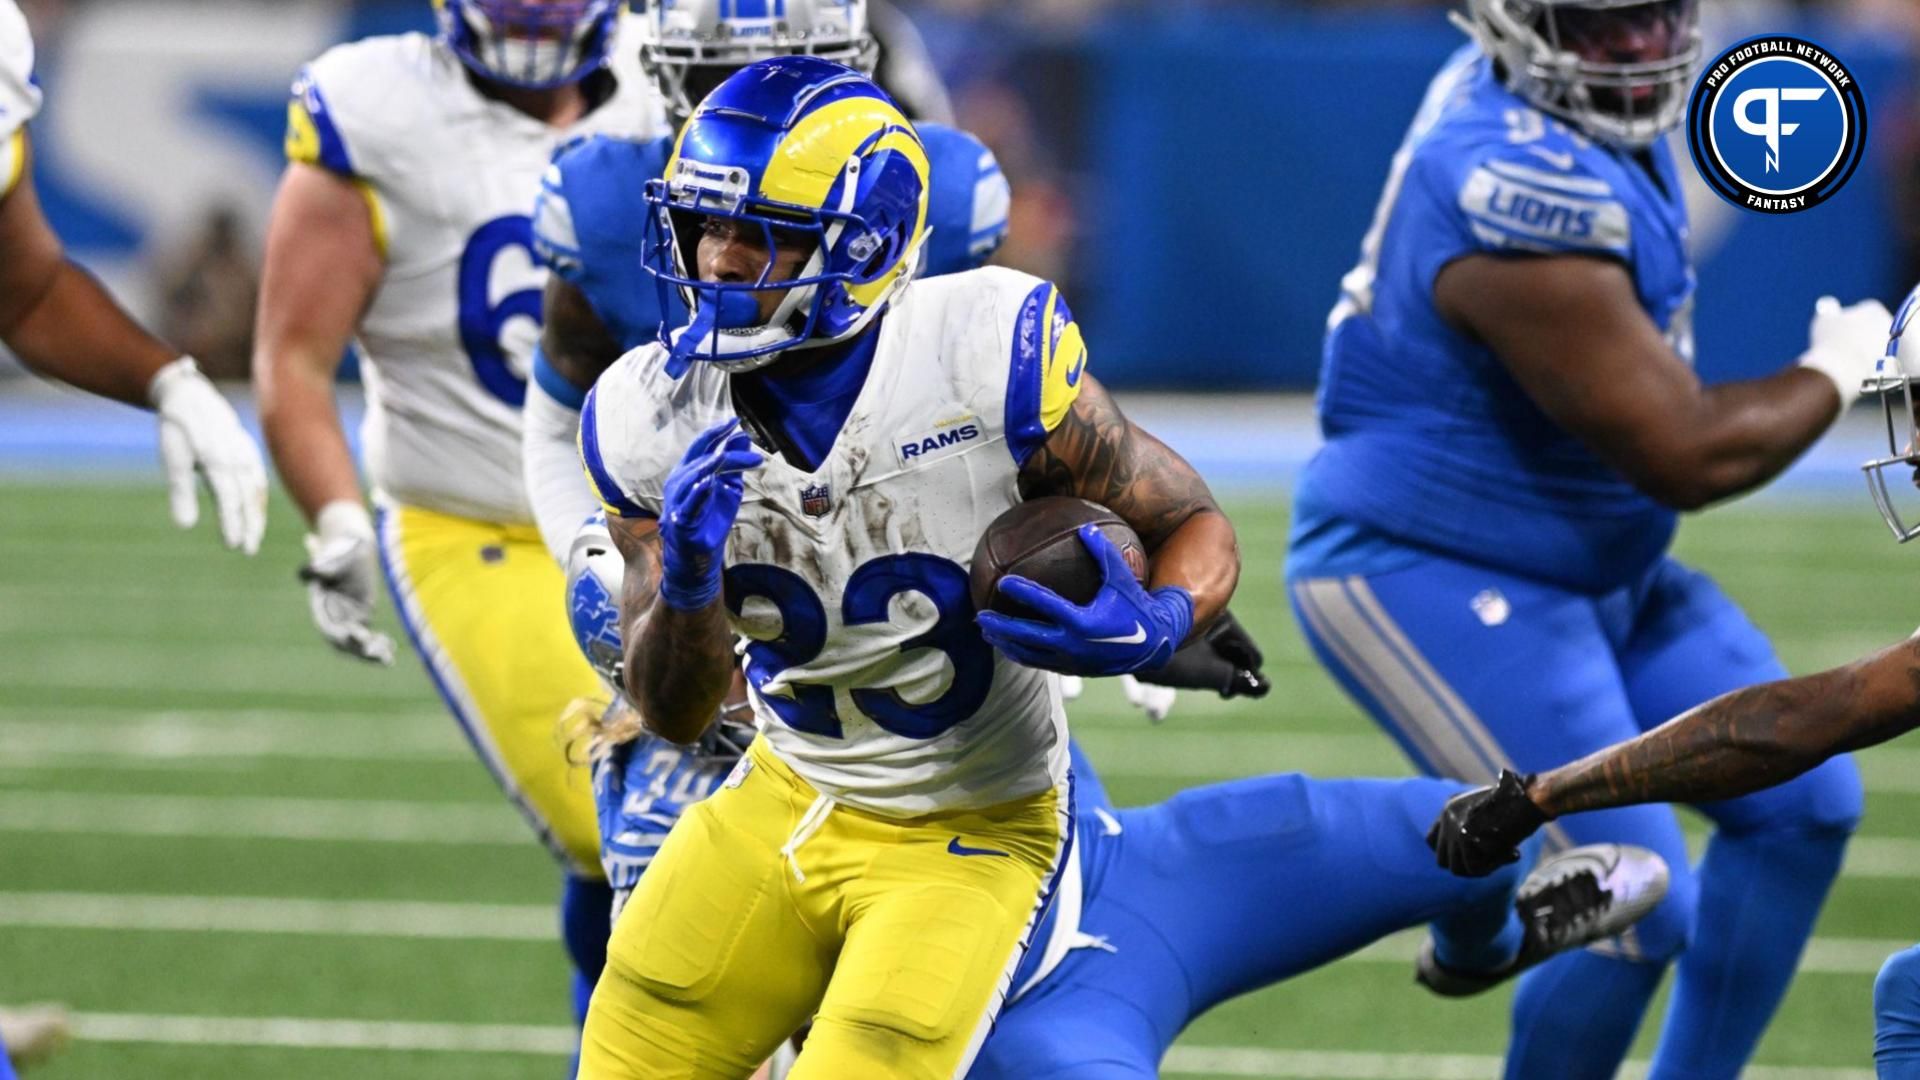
[300,500,396,665]
[1799,295,1895,412]
[1120,674,1177,723]
[148,357,268,554]
[1058,675,1085,701]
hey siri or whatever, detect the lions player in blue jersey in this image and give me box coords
[1287,2,1892,1076]
[564,514,1671,1078]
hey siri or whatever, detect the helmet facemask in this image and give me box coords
[437,0,619,90]
[1863,288,1920,541]
[642,148,927,377]
[632,0,879,128]
[1461,0,1702,149]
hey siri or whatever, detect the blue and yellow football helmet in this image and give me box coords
[642,55,930,375]
[434,0,620,89]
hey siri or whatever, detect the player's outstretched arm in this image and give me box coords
[1017,373,1239,634]
[525,276,628,563]
[253,161,382,525]
[0,138,267,552]
[1436,254,1887,511]
[1429,634,1920,876]
[611,419,763,744]
[253,161,394,663]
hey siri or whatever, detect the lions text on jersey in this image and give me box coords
[284,26,667,523]
[530,122,1011,354]
[581,266,1083,816]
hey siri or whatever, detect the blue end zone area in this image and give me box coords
[0,382,1884,502]
[0,382,364,482]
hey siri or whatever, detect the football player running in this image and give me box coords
[576,58,1242,1077]
[0,0,265,554]
[251,0,667,1030]
[521,0,1269,716]
[1285,2,1890,1076]
[568,514,1672,1079]
[1424,287,1920,1079]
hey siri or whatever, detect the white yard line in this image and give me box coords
[0,791,526,846]
[1161,1046,1874,1079]
[61,1012,1875,1077]
[71,1012,574,1055]
[0,892,1907,975]
[0,892,555,941]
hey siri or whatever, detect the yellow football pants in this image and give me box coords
[375,500,604,876]
[581,738,1071,1080]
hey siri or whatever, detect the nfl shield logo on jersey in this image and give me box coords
[801,482,832,518]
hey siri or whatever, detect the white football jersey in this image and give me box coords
[582,267,1092,816]
[0,0,41,198]
[287,26,667,523]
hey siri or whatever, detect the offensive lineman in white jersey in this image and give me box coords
[250,0,668,1029]
[576,58,1239,1078]
[0,0,266,553]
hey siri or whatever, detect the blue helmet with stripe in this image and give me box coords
[642,55,930,376]
[435,0,621,90]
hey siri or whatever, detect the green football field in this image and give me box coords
[3,480,1916,1079]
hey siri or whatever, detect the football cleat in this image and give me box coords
[1416,842,1670,997]
[0,1003,71,1070]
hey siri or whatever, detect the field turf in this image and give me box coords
[2,481,1913,1078]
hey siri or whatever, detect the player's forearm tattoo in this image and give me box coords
[1530,641,1920,817]
[1017,375,1218,550]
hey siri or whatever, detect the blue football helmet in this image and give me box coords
[632,0,878,128]
[1459,0,1701,148]
[435,0,621,89]
[1863,284,1920,541]
[566,512,760,751]
[566,512,627,690]
[642,55,930,375]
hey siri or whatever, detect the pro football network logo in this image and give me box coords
[1686,36,1866,214]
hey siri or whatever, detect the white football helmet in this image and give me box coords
[1863,285,1920,541]
[631,0,878,125]
[1457,0,1702,149]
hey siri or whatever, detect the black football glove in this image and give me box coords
[1132,609,1271,699]
[1426,769,1550,878]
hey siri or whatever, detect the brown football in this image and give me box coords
[969,496,1148,619]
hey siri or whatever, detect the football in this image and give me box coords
[969,496,1148,618]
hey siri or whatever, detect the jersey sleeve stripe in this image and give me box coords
[532,165,587,279]
[1003,280,1053,468]
[285,69,355,177]
[1,129,24,199]
[352,179,389,261]
[579,385,654,519]
[533,346,589,412]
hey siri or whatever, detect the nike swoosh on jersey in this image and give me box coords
[948,836,1010,858]
[1525,146,1577,171]
[1090,622,1147,645]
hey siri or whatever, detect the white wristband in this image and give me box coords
[146,356,203,410]
[314,499,375,544]
[1797,346,1865,413]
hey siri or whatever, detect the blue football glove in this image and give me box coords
[659,418,763,611]
[976,523,1194,677]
